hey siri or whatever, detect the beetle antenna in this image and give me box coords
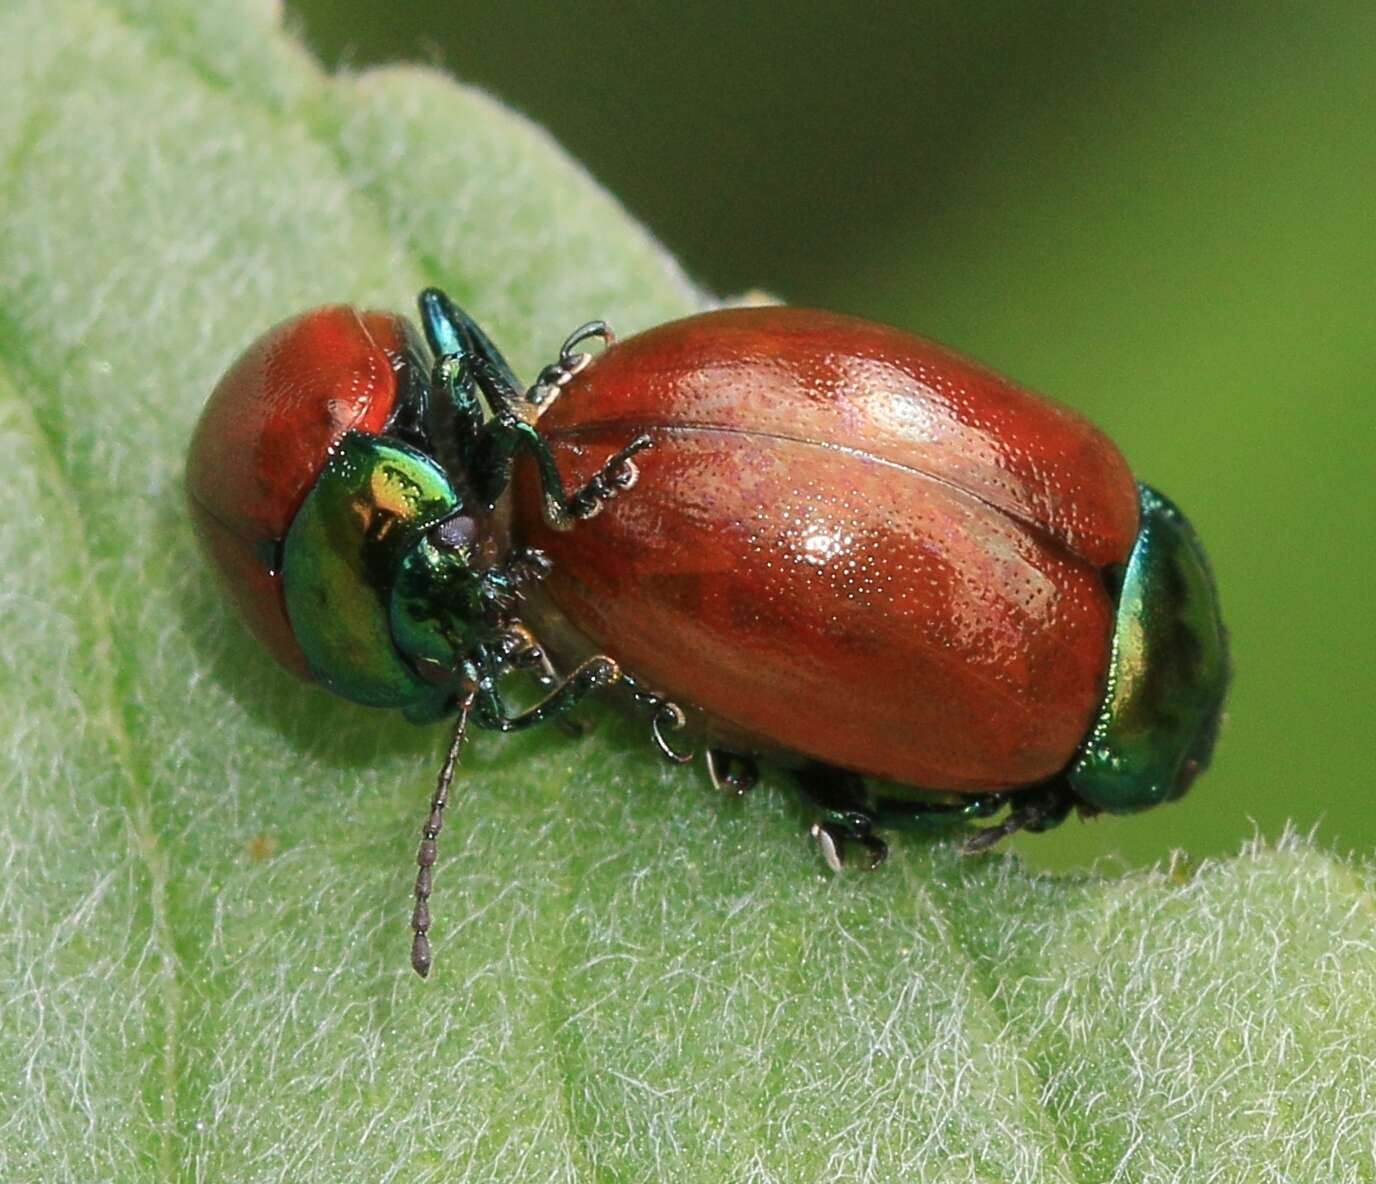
[410,684,478,978]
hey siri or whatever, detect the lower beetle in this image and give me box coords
[186,289,1228,975]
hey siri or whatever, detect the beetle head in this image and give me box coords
[1067,485,1229,814]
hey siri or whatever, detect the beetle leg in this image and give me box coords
[498,620,559,687]
[419,288,575,513]
[468,410,652,529]
[566,435,652,520]
[420,289,648,525]
[620,672,695,764]
[809,816,889,873]
[497,620,586,738]
[649,703,694,764]
[429,352,487,473]
[473,654,622,733]
[706,748,759,797]
[494,547,554,598]
[795,763,889,871]
[960,781,1075,854]
[420,287,524,401]
[474,548,553,626]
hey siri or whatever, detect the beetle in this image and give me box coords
[186,288,1228,976]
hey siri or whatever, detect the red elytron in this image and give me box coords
[515,308,1140,791]
[186,306,419,678]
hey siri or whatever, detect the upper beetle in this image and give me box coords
[187,289,1228,975]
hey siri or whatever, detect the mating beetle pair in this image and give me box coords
[187,289,1228,975]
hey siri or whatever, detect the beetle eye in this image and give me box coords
[429,513,479,554]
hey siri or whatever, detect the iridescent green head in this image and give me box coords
[1067,484,1229,814]
[282,432,504,723]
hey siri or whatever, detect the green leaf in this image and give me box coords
[2,3,1373,1180]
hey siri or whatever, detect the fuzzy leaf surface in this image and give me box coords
[1,3,1373,1180]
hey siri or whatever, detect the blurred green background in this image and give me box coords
[287,1,1374,871]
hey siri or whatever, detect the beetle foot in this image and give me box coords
[620,672,695,764]
[492,622,587,738]
[649,701,693,764]
[504,547,554,588]
[498,620,556,681]
[480,551,553,622]
[501,621,585,737]
[960,783,1074,854]
[810,814,888,873]
[568,434,653,520]
[528,320,616,405]
[707,748,759,797]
